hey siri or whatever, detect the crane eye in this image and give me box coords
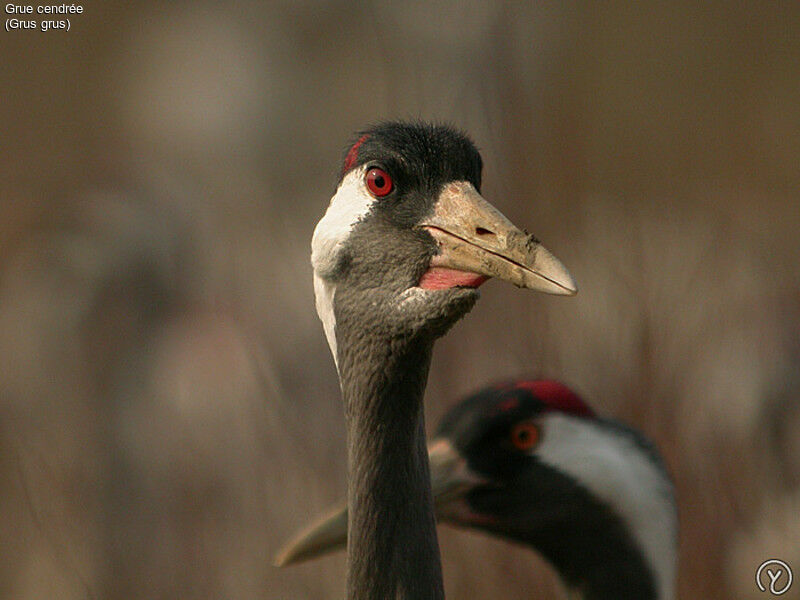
[510,421,540,451]
[365,168,393,197]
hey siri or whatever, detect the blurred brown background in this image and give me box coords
[1,2,799,599]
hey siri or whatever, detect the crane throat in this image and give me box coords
[419,267,489,290]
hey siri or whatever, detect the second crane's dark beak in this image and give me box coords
[419,182,577,295]
[274,439,483,567]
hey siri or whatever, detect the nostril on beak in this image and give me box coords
[475,227,495,236]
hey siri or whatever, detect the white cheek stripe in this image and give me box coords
[313,273,338,370]
[536,415,678,600]
[310,167,375,367]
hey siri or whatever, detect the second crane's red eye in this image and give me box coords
[511,421,540,451]
[366,168,393,197]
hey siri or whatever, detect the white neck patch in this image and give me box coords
[536,415,678,600]
[310,167,376,367]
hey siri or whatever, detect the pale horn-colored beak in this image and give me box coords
[273,500,348,567]
[420,181,577,295]
[274,439,482,567]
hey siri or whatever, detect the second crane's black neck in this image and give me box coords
[337,325,444,600]
[467,469,660,600]
[532,505,658,600]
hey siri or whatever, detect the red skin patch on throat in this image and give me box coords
[419,267,489,290]
[342,134,369,174]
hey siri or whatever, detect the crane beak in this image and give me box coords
[273,439,484,567]
[419,182,577,295]
[273,500,349,567]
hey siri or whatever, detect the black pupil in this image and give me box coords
[517,429,529,443]
[374,174,385,188]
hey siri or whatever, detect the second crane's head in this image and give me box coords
[312,122,577,365]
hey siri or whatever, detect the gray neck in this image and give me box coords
[338,329,444,600]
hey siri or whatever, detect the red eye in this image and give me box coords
[366,168,393,197]
[510,421,540,451]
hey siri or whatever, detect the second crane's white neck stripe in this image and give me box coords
[310,166,376,368]
[536,415,677,600]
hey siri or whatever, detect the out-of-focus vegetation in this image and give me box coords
[1,2,798,598]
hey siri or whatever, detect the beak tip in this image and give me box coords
[556,282,578,297]
[523,270,578,296]
[561,279,579,296]
[528,245,578,296]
